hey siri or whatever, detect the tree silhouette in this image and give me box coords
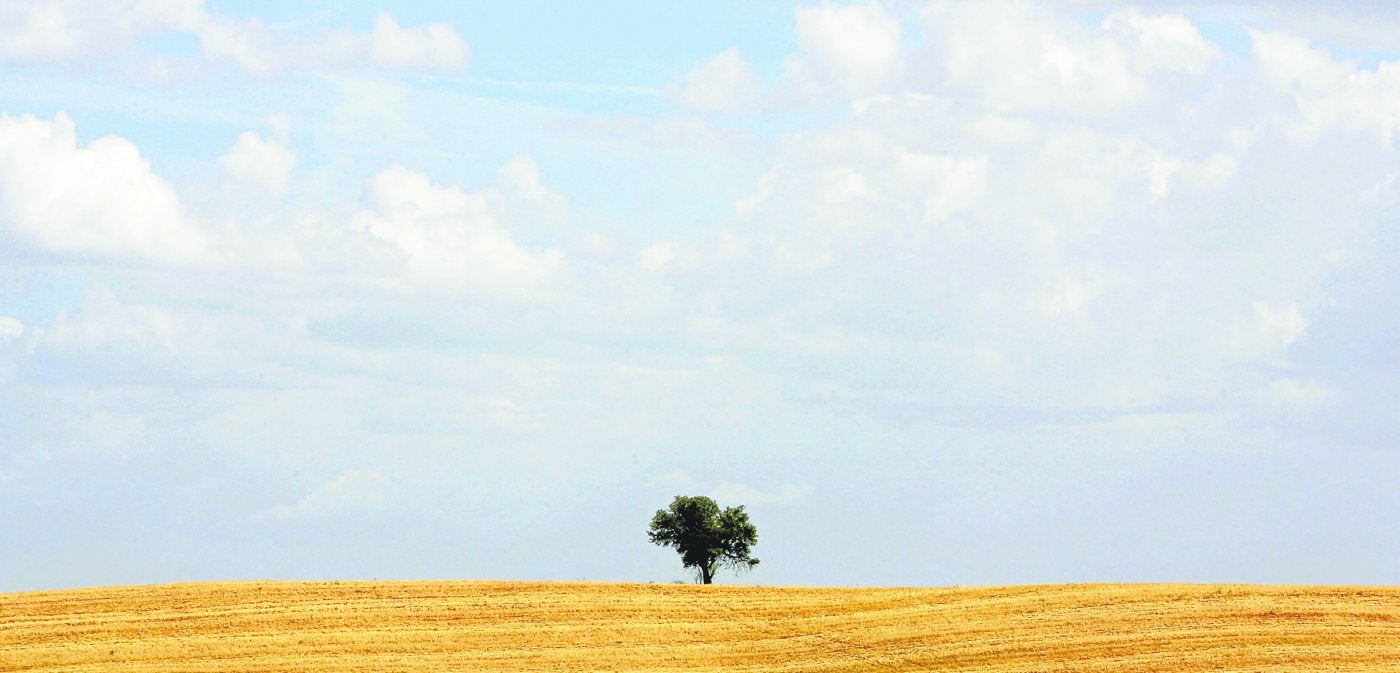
[648,495,759,584]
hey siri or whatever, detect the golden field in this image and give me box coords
[3,581,1398,672]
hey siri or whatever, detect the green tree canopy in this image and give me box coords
[647,495,759,584]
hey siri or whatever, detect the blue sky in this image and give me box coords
[1,0,1398,592]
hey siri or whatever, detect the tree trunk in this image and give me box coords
[701,564,714,584]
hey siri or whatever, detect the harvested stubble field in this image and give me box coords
[2,581,1399,672]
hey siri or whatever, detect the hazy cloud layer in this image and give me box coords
[2,1,1397,591]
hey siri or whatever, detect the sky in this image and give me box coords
[0,0,1397,592]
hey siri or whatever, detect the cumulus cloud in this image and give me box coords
[786,1,901,96]
[1250,29,1400,144]
[678,3,1384,412]
[1103,8,1220,75]
[192,15,289,76]
[722,116,1310,403]
[915,3,1222,115]
[495,156,553,204]
[369,12,469,71]
[353,164,566,296]
[672,47,762,114]
[218,123,296,194]
[0,1,469,75]
[258,468,386,521]
[0,112,210,265]
[919,2,1144,113]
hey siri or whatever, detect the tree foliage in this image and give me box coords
[647,495,759,584]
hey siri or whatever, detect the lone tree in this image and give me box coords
[648,495,759,584]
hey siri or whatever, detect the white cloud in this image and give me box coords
[0,1,469,75]
[1038,272,1101,319]
[711,481,813,506]
[0,316,22,343]
[822,166,875,205]
[199,11,469,75]
[0,2,80,61]
[1251,29,1355,98]
[638,241,680,272]
[1250,29,1400,145]
[218,127,296,194]
[0,315,31,383]
[1224,3,1400,61]
[485,156,574,254]
[35,285,300,387]
[787,1,901,96]
[0,112,211,265]
[370,12,469,72]
[45,287,190,355]
[258,468,386,521]
[897,149,988,224]
[732,127,990,272]
[1234,302,1308,361]
[918,2,1218,114]
[673,47,762,114]
[194,15,286,76]
[0,0,203,62]
[694,21,1389,413]
[495,156,552,203]
[41,288,203,369]
[353,164,566,296]
[1103,8,1220,75]
[197,12,469,76]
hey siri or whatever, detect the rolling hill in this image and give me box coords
[3,581,1398,671]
